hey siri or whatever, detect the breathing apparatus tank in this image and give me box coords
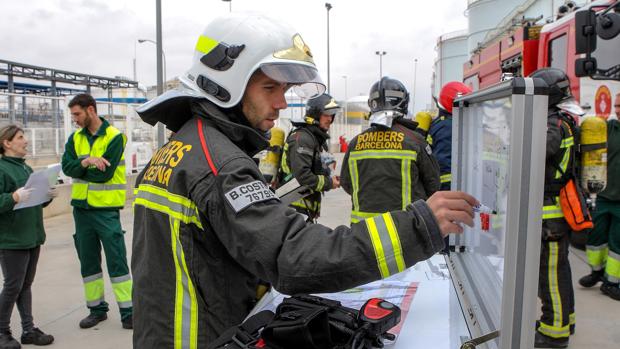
[414,111,432,137]
[259,127,286,185]
[580,116,607,200]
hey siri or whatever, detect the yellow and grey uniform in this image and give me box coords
[131,100,446,347]
[279,125,332,220]
[61,118,132,320]
[341,118,440,224]
[537,111,576,340]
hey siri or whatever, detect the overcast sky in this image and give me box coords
[2,0,468,111]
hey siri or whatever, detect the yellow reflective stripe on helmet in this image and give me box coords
[365,213,405,278]
[543,197,564,219]
[440,173,452,183]
[83,272,105,307]
[195,35,219,55]
[586,243,608,271]
[401,159,411,209]
[134,184,203,229]
[171,218,198,349]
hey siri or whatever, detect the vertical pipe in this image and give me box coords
[156,0,165,147]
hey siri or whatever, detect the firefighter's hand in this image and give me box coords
[426,191,478,237]
[331,175,341,189]
[81,157,111,171]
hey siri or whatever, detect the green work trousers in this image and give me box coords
[586,197,620,283]
[72,208,132,320]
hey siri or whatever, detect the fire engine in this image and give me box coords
[463,0,619,118]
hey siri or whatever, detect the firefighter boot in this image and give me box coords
[600,281,620,301]
[20,328,54,346]
[534,332,568,348]
[0,331,20,349]
[79,313,108,329]
[578,269,604,287]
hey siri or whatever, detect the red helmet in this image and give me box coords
[439,81,472,114]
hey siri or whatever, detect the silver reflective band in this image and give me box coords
[111,274,132,283]
[88,183,126,191]
[118,301,133,308]
[83,272,104,283]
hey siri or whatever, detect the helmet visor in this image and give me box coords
[369,89,407,110]
[557,97,585,116]
[260,63,325,99]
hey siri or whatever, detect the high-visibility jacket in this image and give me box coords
[278,125,332,219]
[70,125,127,208]
[341,118,440,223]
[428,108,453,190]
[131,100,446,348]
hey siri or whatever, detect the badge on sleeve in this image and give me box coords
[425,144,433,155]
[225,180,279,213]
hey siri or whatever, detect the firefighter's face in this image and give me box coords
[70,105,96,129]
[318,114,334,131]
[242,71,289,132]
[615,94,620,118]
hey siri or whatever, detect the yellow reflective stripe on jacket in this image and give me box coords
[291,199,320,212]
[348,149,418,216]
[134,184,203,229]
[401,159,411,209]
[72,126,127,207]
[440,173,452,183]
[560,136,574,148]
[195,35,218,55]
[365,213,405,278]
[543,197,564,220]
[170,218,198,349]
[554,135,573,178]
[351,210,381,224]
[315,175,325,191]
[83,272,105,307]
[110,274,132,308]
[281,143,291,175]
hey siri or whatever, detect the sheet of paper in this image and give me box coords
[13,164,61,210]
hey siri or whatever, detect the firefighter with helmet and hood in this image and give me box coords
[529,67,583,348]
[340,77,440,224]
[131,13,479,348]
[277,93,341,222]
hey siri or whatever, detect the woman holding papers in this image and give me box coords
[0,125,54,348]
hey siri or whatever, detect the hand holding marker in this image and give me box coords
[473,203,497,215]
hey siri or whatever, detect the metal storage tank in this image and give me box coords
[433,30,469,99]
[466,0,523,54]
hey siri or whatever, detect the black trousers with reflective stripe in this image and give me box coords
[538,232,574,338]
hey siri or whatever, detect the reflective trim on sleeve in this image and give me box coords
[316,175,325,192]
[134,184,203,229]
[440,173,451,183]
[365,213,405,278]
[171,218,198,349]
[350,210,381,224]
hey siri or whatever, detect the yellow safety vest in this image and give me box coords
[71,126,127,208]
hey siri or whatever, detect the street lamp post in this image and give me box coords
[412,58,418,114]
[138,39,167,91]
[342,75,348,138]
[375,51,387,79]
[325,3,332,93]
[222,0,232,12]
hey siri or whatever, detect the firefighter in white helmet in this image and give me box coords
[131,12,478,347]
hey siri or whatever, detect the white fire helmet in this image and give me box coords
[137,12,325,125]
[182,12,324,107]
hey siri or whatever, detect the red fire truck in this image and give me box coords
[463,0,619,118]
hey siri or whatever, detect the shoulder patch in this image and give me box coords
[224,180,279,213]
